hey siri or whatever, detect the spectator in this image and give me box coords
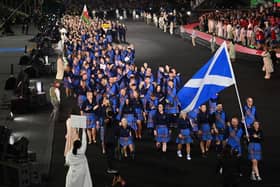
[261,46,274,79]
[228,40,236,63]
[191,30,197,47]
[49,81,61,122]
[210,34,216,53]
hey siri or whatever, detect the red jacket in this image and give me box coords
[256,30,264,41]
[271,29,276,40]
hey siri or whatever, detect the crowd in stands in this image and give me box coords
[198,2,280,49]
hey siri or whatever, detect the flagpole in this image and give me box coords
[233,77,249,139]
[223,42,249,139]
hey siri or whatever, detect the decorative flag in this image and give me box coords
[81,5,90,25]
[177,42,236,112]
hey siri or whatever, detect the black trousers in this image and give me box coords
[105,142,116,169]
[119,33,124,43]
[222,175,239,187]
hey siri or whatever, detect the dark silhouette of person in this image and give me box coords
[216,145,241,187]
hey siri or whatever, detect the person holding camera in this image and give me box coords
[216,145,241,187]
[104,108,119,174]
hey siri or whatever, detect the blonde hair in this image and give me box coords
[179,111,187,118]
[121,118,128,126]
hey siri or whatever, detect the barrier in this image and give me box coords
[183,23,280,58]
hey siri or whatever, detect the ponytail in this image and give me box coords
[73,140,81,155]
[72,147,78,155]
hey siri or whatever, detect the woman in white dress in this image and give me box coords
[217,21,223,38]
[261,48,274,79]
[64,117,79,157]
[208,18,214,34]
[228,40,236,63]
[65,129,92,187]
[210,34,216,53]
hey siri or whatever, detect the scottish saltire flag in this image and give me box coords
[177,42,236,112]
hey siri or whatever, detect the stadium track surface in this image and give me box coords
[48,21,280,187]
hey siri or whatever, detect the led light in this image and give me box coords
[36,81,43,93]
[9,134,15,145]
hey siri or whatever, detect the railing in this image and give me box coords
[0,0,29,29]
[191,0,207,10]
[0,2,29,17]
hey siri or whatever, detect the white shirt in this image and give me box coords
[191,30,196,38]
[54,88,60,103]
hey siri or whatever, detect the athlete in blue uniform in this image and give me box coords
[154,104,170,155]
[244,97,257,129]
[248,121,263,181]
[212,104,228,154]
[176,112,193,160]
[225,117,243,156]
[197,105,212,157]
[119,118,135,159]
[81,91,99,144]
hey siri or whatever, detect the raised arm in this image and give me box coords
[78,128,87,154]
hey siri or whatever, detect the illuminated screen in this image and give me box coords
[274,0,280,7]
[251,0,263,7]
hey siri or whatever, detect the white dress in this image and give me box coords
[65,130,92,187]
[217,21,223,37]
[262,51,274,73]
[56,57,64,80]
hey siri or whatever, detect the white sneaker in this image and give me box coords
[187,154,191,160]
[177,150,183,158]
[250,173,256,181]
[256,176,262,181]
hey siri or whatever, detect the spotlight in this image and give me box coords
[135,15,139,19]
[36,81,43,93]
[9,134,15,145]
[13,116,26,122]
[119,16,123,20]
[187,11,191,16]
[7,112,14,120]
[44,56,49,65]
[10,112,14,118]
